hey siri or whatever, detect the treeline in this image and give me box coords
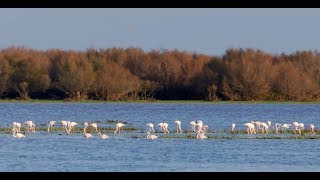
[0,47,320,101]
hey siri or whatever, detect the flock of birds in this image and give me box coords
[9,119,317,140]
[242,120,316,135]
[11,120,125,140]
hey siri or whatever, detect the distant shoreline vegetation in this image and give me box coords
[1,99,320,104]
[0,46,319,102]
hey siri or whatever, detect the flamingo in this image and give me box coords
[47,121,56,133]
[12,128,25,138]
[60,120,68,133]
[196,120,203,133]
[157,123,164,132]
[30,123,36,134]
[175,120,182,133]
[254,121,261,133]
[274,123,281,134]
[250,121,257,134]
[190,121,197,132]
[98,131,108,139]
[13,122,21,133]
[309,124,315,134]
[292,122,299,133]
[90,123,99,133]
[83,122,93,138]
[114,122,125,134]
[68,122,78,133]
[196,130,207,139]
[146,131,158,140]
[146,123,155,132]
[244,122,255,134]
[260,122,269,134]
[203,125,209,133]
[231,122,236,132]
[24,120,34,134]
[298,123,305,131]
[163,123,169,133]
[281,124,291,133]
[266,120,272,129]
[157,123,169,133]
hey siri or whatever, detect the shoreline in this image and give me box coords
[1,99,320,104]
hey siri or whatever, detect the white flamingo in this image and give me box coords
[175,120,182,133]
[24,120,34,134]
[254,121,261,133]
[157,123,164,132]
[13,122,21,133]
[60,120,68,133]
[260,122,269,134]
[146,131,158,140]
[83,122,93,138]
[266,120,272,129]
[98,131,108,139]
[244,122,255,134]
[12,128,25,138]
[298,123,305,131]
[68,122,78,133]
[196,120,203,133]
[163,123,169,133]
[47,121,56,132]
[196,130,207,139]
[203,125,209,133]
[157,123,169,133]
[114,123,125,134]
[146,123,155,132]
[231,122,236,132]
[190,121,197,132]
[274,123,281,134]
[292,122,299,133]
[90,123,99,133]
[309,124,315,134]
[281,124,291,133]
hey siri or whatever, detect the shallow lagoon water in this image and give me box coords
[0,102,320,172]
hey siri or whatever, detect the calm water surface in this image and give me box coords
[0,102,320,172]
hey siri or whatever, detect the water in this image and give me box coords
[0,102,320,172]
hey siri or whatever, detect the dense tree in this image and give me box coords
[51,51,95,100]
[0,46,319,101]
[0,57,13,97]
[94,61,140,100]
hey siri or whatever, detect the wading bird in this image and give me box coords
[163,123,169,133]
[47,121,56,133]
[196,120,203,133]
[309,124,315,134]
[114,122,125,134]
[98,131,108,139]
[24,120,34,134]
[274,123,281,134]
[68,122,78,133]
[231,122,236,132]
[146,123,155,132]
[83,122,93,138]
[12,128,25,138]
[60,120,68,133]
[203,125,209,133]
[190,121,197,132]
[196,130,207,140]
[90,123,99,133]
[244,122,255,134]
[175,120,182,133]
[146,131,158,140]
[13,122,21,133]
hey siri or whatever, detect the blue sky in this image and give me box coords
[0,8,319,55]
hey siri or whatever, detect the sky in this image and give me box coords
[0,8,320,56]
